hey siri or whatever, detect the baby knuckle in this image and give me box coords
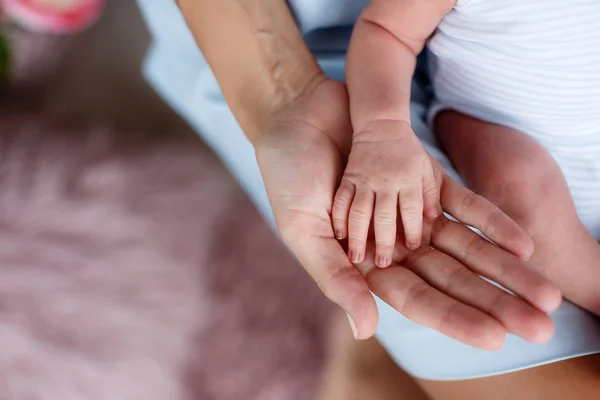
[423,182,438,196]
[343,173,371,188]
[331,215,346,225]
[400,206,421,221]
[377,242,395,251]
[374,214,395,226]
[333,196,350,208]
[350,208,371,222]
[463,236,485,262]
[459,192,478,220]
[348,234,365,243]
[400,282,430,316]
[483,209,502,236]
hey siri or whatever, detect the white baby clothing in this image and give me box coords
[429,0,600,238]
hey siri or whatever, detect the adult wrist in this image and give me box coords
[243,59,325,145]
[177,0,324,145]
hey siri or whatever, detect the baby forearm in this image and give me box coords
[347,0,454,134]
[346,17,416,132]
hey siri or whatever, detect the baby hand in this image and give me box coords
[333,120,439,267]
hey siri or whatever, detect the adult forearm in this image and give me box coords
[178,0,323,143]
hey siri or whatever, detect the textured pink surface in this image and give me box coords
[6,28,74,87]
[0,117,333,399]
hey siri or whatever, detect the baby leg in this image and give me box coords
[435,111,600,314]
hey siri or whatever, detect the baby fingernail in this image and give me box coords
[349,250,361,264]
[407,241,420,250]
[335,230,344,239]
[376,256,389,268]
[348,250,356,262]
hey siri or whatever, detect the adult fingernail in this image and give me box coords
[335,230,344,239]
[346,313,358,339]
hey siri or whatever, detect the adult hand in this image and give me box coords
[256,78,561,349]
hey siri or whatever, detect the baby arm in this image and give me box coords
[437,112,600,315]
[332,0,455,267]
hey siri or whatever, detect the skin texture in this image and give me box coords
[174,0,600,397]
[176,0,561,347]
[321,311,600,400]
[424,112,600,399]
[436,111,600,316]
[332,119,438,265]
[320,113,600,400]
[257,79,559,346]
[177,0,323,143]
[319,311,431,400]
[337,0,455,263]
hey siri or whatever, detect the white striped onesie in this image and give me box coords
[428,0,600,239]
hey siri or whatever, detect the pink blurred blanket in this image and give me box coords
[0,116,332,399]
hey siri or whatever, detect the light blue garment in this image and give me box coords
[136,0,600,380]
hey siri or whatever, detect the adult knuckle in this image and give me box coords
[493,259,511,284]
[459,191,478,221]
[431,216,451,237]
[488,289,508,314]
[445,267,474,294]
[404,248,429,267]
[463,235,485,263]
[483,209,502,237]
[322,265,365,300]
[400,281,430,317]
[438,302,461,334]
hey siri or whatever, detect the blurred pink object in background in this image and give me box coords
[2,0,104,34]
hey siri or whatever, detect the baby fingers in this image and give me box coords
[332,179,356,240]
[348,187,375,264]
[374,192,397,268]
[422,156,441,219]
[399,185,424,250]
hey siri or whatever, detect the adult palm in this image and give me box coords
[256,78,560,348]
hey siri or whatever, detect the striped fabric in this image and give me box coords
[428,0,600,238]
